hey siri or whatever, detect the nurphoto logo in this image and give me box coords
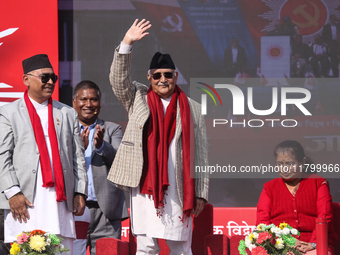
[191,78,312,128]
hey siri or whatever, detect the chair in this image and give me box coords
[332,202,340,254]
[230,235,249,255]
[74,220,91,255]
[96,203,214,255]
[74,206,91,255]
[205,234,229,255]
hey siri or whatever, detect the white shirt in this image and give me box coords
[331,24,337,40]
[313,44,326,55]
[79,121,104,202]
[232,47,238,63]
[4,97,75,242]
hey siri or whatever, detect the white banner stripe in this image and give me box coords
[0,92,24,98]
[0,83,13,88]
[0,28,19,39]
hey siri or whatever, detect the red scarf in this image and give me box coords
[140,85,195,219]
[24,91,66,202]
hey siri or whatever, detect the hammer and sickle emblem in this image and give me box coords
[292,1,320,28]
[271,48,280,56]
[161,14,183,32]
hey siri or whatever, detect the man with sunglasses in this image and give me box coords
[107,19,209,254]
[0,54,87,253]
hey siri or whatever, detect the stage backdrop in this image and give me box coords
[1,0,339,208]
[57,0,340,207]
[0,0,59,106]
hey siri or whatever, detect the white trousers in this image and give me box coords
[136,229,193,255]
[73,239,86,255]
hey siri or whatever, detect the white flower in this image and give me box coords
[253,232,259,238]
[282,227,290,235]
[291,228,298,235]
[46,238,51,245]
[60,244,64,249]
[271,227,282,237]
[248,244,256,251]
[245,236,252,247]
[275,238,284,249]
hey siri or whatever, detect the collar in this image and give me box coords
[29,95,48,108]
[80,120,98,130]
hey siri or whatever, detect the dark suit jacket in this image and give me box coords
[91,118,128,221]
[322,23,340,44]
[223,46,247,75]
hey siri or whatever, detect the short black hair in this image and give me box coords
[73,80,101,100]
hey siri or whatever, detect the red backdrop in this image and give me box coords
[0,0,59,104]
[120,207,257,242]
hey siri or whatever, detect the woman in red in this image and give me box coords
[256,140,337,254]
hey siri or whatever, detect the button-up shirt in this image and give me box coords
[80,121,104,201]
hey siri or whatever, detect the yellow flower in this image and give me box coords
[30,235,46,252]
[10,243,20,254]
[248,233,255,241]
[279,222,288,230]
[257,223,265,231]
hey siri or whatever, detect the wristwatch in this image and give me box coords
[311,242,317,249]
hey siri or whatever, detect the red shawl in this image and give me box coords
[140,85,196,219]
[24,91,66,202]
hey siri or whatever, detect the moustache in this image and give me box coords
[157,82,170,86]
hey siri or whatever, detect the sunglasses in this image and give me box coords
[152,72,175,80]
[27,73,58,83]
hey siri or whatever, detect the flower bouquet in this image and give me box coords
[238,223,302,255]
[10,230,70,255]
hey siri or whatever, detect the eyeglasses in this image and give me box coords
[151,72,175,80]
[27,73,58,83]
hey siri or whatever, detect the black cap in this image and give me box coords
[22,54,53,74]
[149,52,176,70]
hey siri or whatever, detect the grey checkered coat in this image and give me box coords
[107,47,209,206]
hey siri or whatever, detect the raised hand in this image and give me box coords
[94,125,105,149]
[122,19,152,45]
[81,126,90,150]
